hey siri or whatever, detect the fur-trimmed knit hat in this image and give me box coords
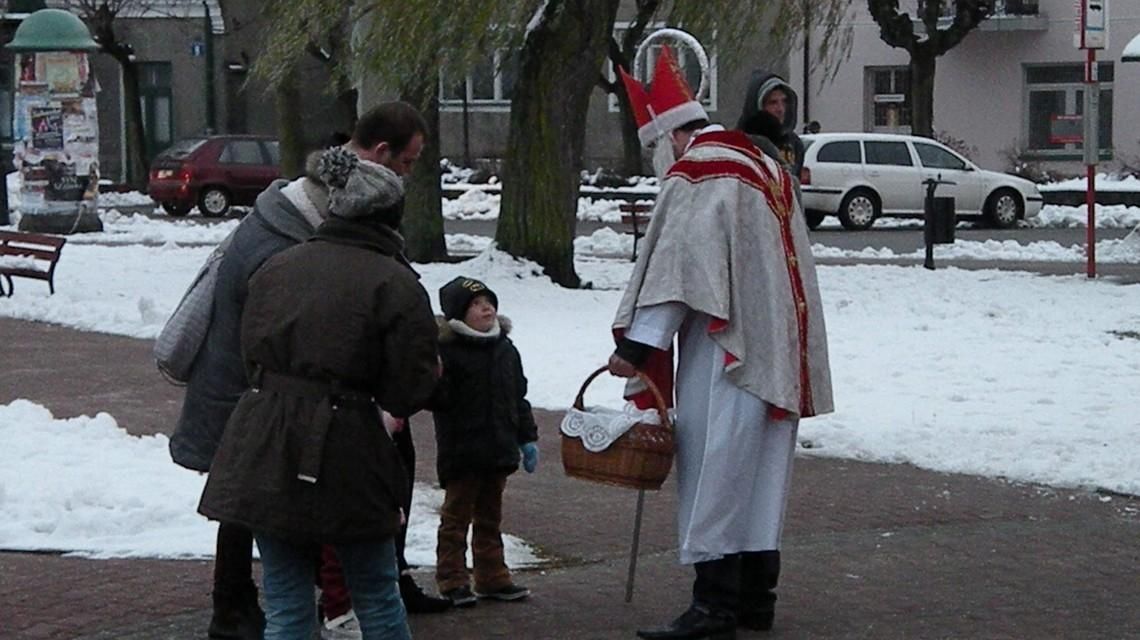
[439,276,498,320]
[316,147,404,220]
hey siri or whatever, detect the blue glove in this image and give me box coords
[521,442,539,473]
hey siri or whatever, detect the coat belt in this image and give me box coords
[253,368,376,485]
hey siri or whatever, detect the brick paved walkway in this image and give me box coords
[2,317,1138,639]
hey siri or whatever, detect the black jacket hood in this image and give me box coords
[737,68,799,135]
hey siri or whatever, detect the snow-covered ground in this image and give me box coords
[0,400,539,566]
[1,210,1138,562]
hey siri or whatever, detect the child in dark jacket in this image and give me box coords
[432,276,539,608]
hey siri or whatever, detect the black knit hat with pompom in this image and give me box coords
[439,276,498,320]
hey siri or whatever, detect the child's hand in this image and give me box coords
[520,442,539,473]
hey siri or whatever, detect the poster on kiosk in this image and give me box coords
[13,50,101,233]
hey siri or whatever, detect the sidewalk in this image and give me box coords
[2,317,1138,640]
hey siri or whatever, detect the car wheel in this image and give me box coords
[985,188,1022,229]
[161,202,190,217]
[837,188,879,230]
[805,209,826,230]
[198,187,231,218]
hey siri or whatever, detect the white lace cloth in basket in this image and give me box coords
[561,403,668,453]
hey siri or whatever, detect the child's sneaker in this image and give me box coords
[442,585,478,608]
[476,583,530,601]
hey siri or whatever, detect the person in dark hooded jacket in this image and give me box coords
[737,69,806,203]
[197,147,439,640]
[430,276,539,608]
[168,101,440,639]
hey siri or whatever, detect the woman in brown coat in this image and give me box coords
[198,148,439,640]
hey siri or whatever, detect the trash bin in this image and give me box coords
[926,196,956,245]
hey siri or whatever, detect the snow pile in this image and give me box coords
[98,191,156,208]
[442,188,499,220]
[62,210,240,247]
[1027,204,1140,229]
[0,254,44,271]
[574,227,635,258]
[1040,174,1140,192]
[811,236,1140,264]
[0,399,542,565]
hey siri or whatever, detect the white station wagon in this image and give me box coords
[800,133,1044,230]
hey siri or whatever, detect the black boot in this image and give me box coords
[635,605,737,640]
[399,574,453,614]
[207,582,265,640]
[738,550,779,631]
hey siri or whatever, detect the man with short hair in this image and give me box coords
[614,48,834,639]
[169,101,444,640]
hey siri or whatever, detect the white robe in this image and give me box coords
[629,302,797,565]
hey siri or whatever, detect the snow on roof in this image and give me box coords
[1125,33,1140,62]
[42,0,226,35]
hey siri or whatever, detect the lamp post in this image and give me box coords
[5,8,102,234]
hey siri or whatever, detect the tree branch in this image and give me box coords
[867,0,917,53]
[933,0,992,55]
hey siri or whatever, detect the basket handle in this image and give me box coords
[573,365,672,430]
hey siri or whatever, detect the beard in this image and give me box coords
[651,138,677,183]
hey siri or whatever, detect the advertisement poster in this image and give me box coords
[14,52,100,219]
[36,52,83,95]
[31,106,64,151]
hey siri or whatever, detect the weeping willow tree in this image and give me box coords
[251,1,355,179]
[347,2,538,263]
[257,0,853,285]
[257,0,534,263]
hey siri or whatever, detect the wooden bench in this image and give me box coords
[0,230,67,296]
[620,202,653,261]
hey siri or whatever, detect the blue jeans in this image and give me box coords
[255,533,410,640]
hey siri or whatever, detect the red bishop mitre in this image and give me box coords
[617,45,708,147]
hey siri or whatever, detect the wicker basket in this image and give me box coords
[561,366,674,491]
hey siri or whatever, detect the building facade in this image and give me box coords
[790,0,1140,175]
[3,1,793,181]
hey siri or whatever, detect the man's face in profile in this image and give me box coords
[370,133,425,177]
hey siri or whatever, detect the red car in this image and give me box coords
[148,135,281,217]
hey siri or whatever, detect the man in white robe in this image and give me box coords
[611,46,833,640]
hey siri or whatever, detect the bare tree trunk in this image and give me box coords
[337,87,359,132]
[400,78,448,263]
[119,60,149,190]
[909,48,936,138]
[615,86,644,176]
[868,0,991,139]
[498,0,621,288]
[276,71,306,178]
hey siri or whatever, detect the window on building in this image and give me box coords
[1024,63,1113,157]
[440,49,519,111]
[606,25,718,113]
[866,67,911,133]
[816,140,861,164]
[864,140,913,166]
[138,62,173,157]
